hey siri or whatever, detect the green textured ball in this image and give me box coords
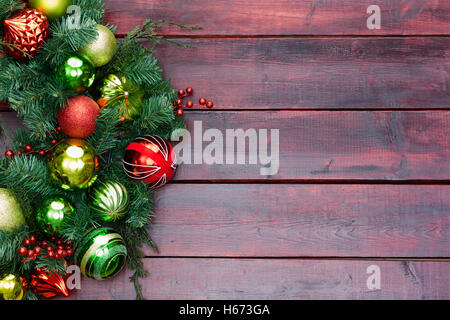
[0,188,26,232]
[89,181,129,222]
[47,138,99,191]
[78,24,117,68]
[36,196,75,236]
[98,73,144,119]
[56,55,95,93]
[74,227,127,280]
[29,0,71,20]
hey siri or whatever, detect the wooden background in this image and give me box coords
[1,0,449,299]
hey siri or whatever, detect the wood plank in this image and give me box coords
[152,38,450,110]
[1,110,449,181]
[146,184,450,257]
[2,37,449,111]
[68,259,450,299]
[104,0,450,36]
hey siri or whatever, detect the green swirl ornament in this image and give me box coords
[98,73,144,119]
[74,227,127,280]
[89,181,129,222]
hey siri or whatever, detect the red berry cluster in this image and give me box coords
[4,127,64,158]
[19,235,73,262]
[174,87,214,116]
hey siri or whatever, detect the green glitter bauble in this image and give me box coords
[98,73,144,119]
[78,24,117,68]
[56,55,95,93]
[74,227,127,280]
[0,188,26,232]
[89,181,129,222]
[47,138,99,191]
[36,196,75,236]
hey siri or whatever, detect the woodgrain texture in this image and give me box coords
[1,110,449,181]
[152,38,450,110]
[68,259,450,299]
[2,37,449,111]
[104,0,450,36]
[146,184,450,257]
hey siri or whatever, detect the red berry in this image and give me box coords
[178,89,185,97]
[46,246,53,252]
[186,101,194,108]
[29,235,36,244]
[27,250,34,257]
[199,98,207,105]
[55,254,61,259]
[5,150,14,157]
[66,249,73,256]
[176,108,184,116]
[186,87,193,94]
[34,246,42,255]
[17,151,23,156]
[38,150,46,156]
[41,240,48,246]
[50,139,58,146]
[47,251,55,258]
[23,238,31,246]
[56,126,62,132]
[19,247,27,256]
[206,101,214,108]
[56,239,62,245]
[24,144,32,152]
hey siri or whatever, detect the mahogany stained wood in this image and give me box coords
[1,110,449,181]
[2,37,449,111]
[145,184,450,257]
[104,0,450,36]
[69,259,450,299]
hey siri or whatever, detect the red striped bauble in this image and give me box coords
[122,135,177,188]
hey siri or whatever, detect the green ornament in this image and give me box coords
[56,55,95,93]
[0,274,24,300]
[74,227,127,280]
[29,0,71,20]
[78,24,117,68]
[0,188,26,232]
[89,181,129,222]
[98,73,144,119]
[36,196,75,236]
[47,138,99,191]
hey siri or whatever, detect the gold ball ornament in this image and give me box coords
[0,274,24,300]
[78,24,117,68]
[29,0,71,21]
[0,188,26,232]
[47,139,99,190]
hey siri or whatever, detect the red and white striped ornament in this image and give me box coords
[122,135,176,188]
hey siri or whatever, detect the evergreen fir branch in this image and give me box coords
[60,201,100,243]
[0,0,23,23]
[71,0,105,24]
[86,107,122,155]
[120,54,162,88]
[0,155,61,201]
[33,256,68,275]
[0,226,29,276]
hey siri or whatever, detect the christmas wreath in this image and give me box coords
[0,0,210,300]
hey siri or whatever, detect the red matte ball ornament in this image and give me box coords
[123,135,177,188]
[58,96,100,138]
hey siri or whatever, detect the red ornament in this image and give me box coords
[29,268,69,299]
[2,9,50,60]
[5,150,14,157]
[123,135,177,188]
[58,96,100,138]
